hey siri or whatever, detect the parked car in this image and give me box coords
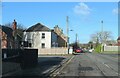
[75,48,84,53]
[88,48,94,53]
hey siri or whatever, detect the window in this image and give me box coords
[42,43,45,48]
[42,33,45,39]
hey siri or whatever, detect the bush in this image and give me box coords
[95,44,102,53]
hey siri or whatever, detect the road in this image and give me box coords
[52,53,119,77]
[2,53,119,77]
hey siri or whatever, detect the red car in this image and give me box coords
[75,48,83,53]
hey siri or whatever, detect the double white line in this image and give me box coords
[51,55,75,77]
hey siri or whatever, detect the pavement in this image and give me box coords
[2,54,73,77]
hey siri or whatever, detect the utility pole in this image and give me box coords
[101,20,103,52]
[66,16,69,54]
[75,33,78,48]
[76,33,78,43]
[101,20,103,43]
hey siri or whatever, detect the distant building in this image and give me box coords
[23,23,67,49]
[117,37,120,46]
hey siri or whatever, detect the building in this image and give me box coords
[0,25,22,49]
[117,36,120,46]
[53,25,67,47]
[23,23,67,49]
[0,26,14,49]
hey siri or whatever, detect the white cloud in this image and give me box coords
[112,8,118,14]
[112,8,120,15]
[73,2,91,15]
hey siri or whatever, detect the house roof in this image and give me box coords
[26,23,51,32]
[0,25,13,38]
[117,36,120,40]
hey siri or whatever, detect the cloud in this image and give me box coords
[112,8,118,14]
[112,8,120,15]
[73,2,91,15]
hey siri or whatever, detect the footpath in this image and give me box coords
[2,55,73,77]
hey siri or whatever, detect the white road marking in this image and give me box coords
[102,62,119,76]
[104,64,110,68]
[51,55,75,77]
[115,73,118,75]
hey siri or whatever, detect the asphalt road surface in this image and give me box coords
[52,53,119,77]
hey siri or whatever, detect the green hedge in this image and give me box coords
[95,44,102,53]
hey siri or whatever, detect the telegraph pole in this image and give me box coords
[66,16,69,54]
[76,33,78,47]
[101,20,103,52]
[101,20,103,43]
[76,33,78,43]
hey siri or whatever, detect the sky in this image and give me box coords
[2,0,119,2]
[1,2,118,43]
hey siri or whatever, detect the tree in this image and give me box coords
[5,22,26,30]
[4,22,26,38]
[102,31,113,43]
[90,33,99,43]
[88,41,93,49]
[90,31,113,44]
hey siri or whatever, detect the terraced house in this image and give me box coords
[0,25,23,49]
[0,26,14,49]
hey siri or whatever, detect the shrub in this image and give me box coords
[95,44,102,53]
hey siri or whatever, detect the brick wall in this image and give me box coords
[0,29,7,49]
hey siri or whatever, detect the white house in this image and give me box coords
[23,23,58,49]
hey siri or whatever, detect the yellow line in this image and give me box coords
[53,55,75,77]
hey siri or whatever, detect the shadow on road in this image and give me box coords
[2,56,66,77]
[79,64,94,73]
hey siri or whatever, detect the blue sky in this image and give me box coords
[2,2,118,43]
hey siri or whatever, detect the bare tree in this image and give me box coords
[102,31,112,43]
[90,32,99,43]
[4,23,26,30]
[90,31,113,44]
[4,23,26,38]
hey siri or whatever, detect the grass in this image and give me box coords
[100,51,120,54]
